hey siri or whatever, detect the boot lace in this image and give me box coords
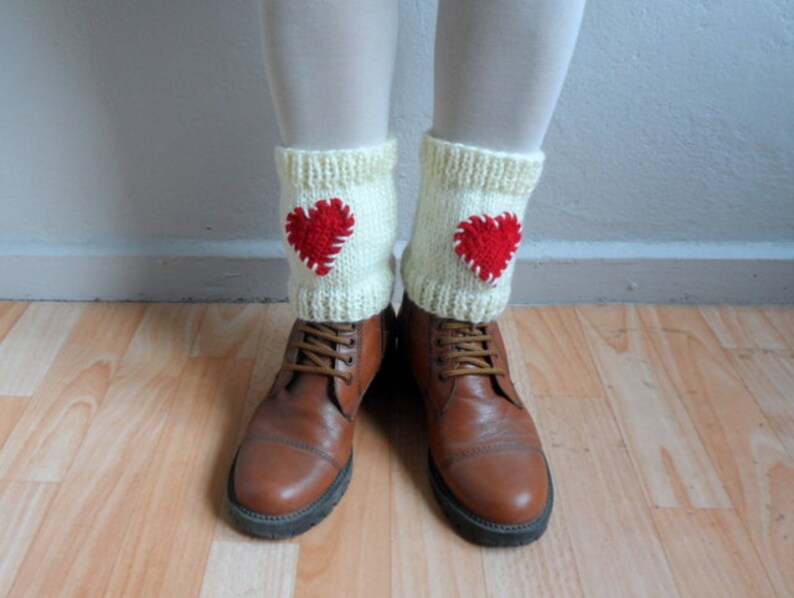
[283,322,356,383]
[436,321,506,380]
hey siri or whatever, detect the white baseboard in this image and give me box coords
[1,239,792,304]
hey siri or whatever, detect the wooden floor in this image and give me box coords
[0,301,792,598]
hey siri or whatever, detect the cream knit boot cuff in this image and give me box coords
[401,132,544,322]
[276,136,398,322]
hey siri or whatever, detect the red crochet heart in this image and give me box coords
[285,197,355,276]
[453,211,522,286]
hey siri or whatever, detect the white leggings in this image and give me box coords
[260,0,586,153]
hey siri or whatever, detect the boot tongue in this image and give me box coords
[285,324,337,396]
[448,324,503,397]
[457,368,494,396]
[287,368,333,398]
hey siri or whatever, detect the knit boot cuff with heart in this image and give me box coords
[276,136,398,323]
[401,132,545,323]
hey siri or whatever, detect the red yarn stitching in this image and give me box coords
[285,197,355,276]
[453,211,522,286]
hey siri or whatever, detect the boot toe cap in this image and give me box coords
[441,449,550,526]
[232,440,340,517]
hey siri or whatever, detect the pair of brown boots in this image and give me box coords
[227,294,553,547]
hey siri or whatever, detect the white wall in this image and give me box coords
[1,0,793,302]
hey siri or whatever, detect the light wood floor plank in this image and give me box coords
[576,305,730,508]
[242,301,293,428]
[390,367,487,598]
[244,303,293,406]
[105,357,253,597]
[500,308,543,415]
[200,540,300,598]
[0,302,28,342]
[639,305,794,597]
[652,508,777,598]
[482,511,583,598]
[1,302,790,596]
[762,307,794,350]
[0,480,58,596]
[483,309,585,598]
[190,303,267,358]
[0,303,145,482]
[537,396,680,598]
[0,302,84,395]
[295,376,392,597]
[700,306,788,350]
[210,303,294,544]
[7,304,205,598]
[729,348,794,459]
[512,305,605,399]
[198,307,301,594]
[0,397,27,451]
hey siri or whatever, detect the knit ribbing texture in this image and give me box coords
[401,132,544,322]
[276,136,398,322]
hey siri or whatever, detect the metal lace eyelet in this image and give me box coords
[435,356,444,366]
[346,355,354,366]
[349,338,357,347]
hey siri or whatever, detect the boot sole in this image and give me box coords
[428,453,554,547]
[226,452,353,539]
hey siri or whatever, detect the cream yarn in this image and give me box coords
[276,136,398,322]
[401,132,545,322]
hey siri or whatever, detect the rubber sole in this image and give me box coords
[227,452,353,539]
[428,453,554,547]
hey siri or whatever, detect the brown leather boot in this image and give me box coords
[227,304,396,538]
[398,293,553,546]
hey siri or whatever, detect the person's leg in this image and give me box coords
[404,0,586,322]
[399,0,586,546]
[229,0,400,540]
[261,0,400,323]
[433,0,586,154]
[261,0,397,150]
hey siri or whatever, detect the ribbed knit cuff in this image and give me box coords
[290,258,396,323]
[401,132,544,322]
[402,262,514,323]
[277,136,398,322]
[420,133,544,196]
[275,136,398,190]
